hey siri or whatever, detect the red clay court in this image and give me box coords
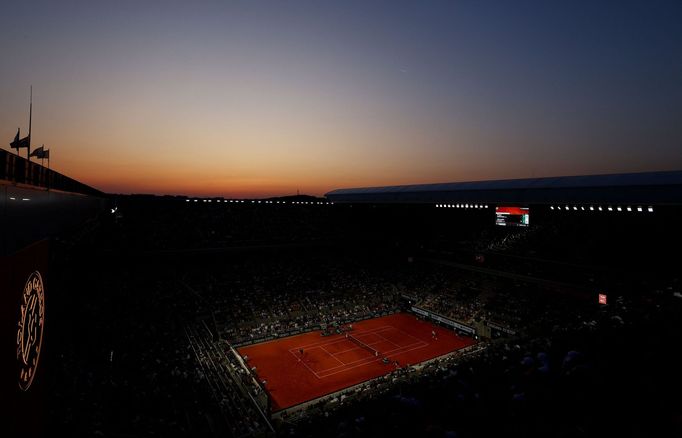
[237,312,476,411]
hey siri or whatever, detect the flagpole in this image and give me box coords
[28,86,32,161]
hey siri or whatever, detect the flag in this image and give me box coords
[39,149,49,159]
[10,128,30,150]
[10,128,19,148]
[17,136,30,149]
[30,145,44,157]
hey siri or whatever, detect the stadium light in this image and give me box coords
[626,207,632,212]
[616,207,622,211]
[608,207,613,211]
[598,206,602,211]
[589,206,594,211]
[573,206,577,210]
[581,206,585,210]
[565,206,569,210]
[637,207,642,212]
[550,206,554,210]
[648,207,654,212]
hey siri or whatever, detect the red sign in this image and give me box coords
[598,294,607,305]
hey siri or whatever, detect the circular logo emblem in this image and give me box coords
[16,271,45,391]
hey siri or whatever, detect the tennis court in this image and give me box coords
[238,313,476,411]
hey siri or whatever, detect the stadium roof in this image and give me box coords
[325,170,682,205]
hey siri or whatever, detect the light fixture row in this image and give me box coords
[550,205,653,213]
[186,199,332,205]
[436,203,489,209]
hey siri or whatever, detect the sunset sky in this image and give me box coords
[2,1,681,197]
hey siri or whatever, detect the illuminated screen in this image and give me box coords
[495,206,530,227]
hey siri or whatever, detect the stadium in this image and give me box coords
[3,154,682,436]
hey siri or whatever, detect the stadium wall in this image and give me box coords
[1,149,106,435]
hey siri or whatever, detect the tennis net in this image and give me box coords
[347,334,380,357]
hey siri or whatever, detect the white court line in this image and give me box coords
[291,324,433,379]
[314,339,428,375]
[288,326,394,351]
[371,331,402,349]
[289,332,399,379]
[327,337,388,356]
[288,349,322,380]
[302,339,399,374]
[390,327,424,344]
[320,345,345,365]
[317,341,430,378]
[288,333,387,359]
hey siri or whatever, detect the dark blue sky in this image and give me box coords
[2,1,681,195]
